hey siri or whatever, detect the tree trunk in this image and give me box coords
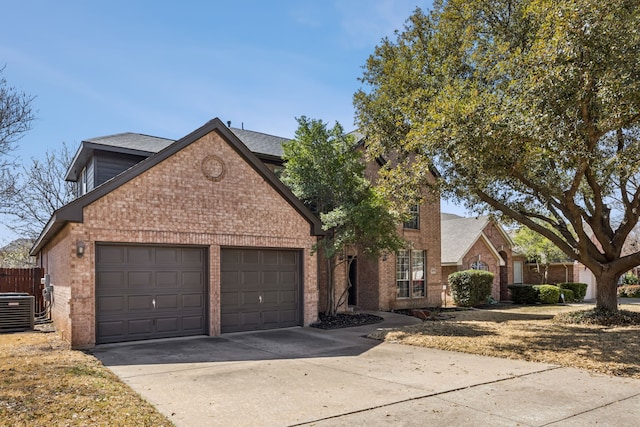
[595,269,621,312]
[325,257,336,316]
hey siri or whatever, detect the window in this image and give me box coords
[470,260,488,271]
[397,249,426,299]
[403,204,419,229]
[78,167,87,197]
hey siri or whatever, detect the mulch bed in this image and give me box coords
[310,312,384,329]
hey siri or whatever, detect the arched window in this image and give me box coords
[470,260,488,271]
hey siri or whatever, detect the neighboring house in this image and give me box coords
[441,213,524,301]
[30,118,323,347]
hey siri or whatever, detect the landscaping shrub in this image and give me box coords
[618,284,640,298]
[621,273,639,286]
[508,284,539,304]
[535,284,560,304]
[448,270,494,307]
[557,282,588,301]
[558,288,574,303]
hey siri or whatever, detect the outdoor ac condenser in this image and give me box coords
[0,293,35,332]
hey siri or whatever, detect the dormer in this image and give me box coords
[65,133,174,197]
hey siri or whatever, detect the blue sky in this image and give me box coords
[0,0,467,244]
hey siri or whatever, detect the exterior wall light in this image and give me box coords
[76,240,85,258]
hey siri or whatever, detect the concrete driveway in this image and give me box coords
[93,312,640,426]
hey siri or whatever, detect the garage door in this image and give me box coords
[220,248,301,333]
[96,244,207,344]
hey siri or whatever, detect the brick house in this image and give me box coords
[441,213,524,301]
[327,139,442,312]
[30,118,322,347]
[31,118,442,347]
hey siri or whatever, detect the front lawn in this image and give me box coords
[369,303,640,379]
[0,331,172,426]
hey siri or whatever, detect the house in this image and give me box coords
[441,213,524,301]
[316,131,442,313]
[30,118,323,347]
[31,118,443,347]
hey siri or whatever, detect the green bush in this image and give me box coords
[558,288,574,303]
[557,282,588,301]
[448,270,494,307]
[535,284,560,304]
[508,284,539,304]
[618,284,640,298]
[621,273,639,286]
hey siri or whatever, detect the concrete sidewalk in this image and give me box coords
[93,312,640,426]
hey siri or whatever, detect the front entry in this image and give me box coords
[348,257,357,306]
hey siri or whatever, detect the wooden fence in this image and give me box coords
[0,267,45,313]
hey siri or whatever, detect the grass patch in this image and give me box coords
[370,303,640,379]
[555,308,640,326]
[0,331,172,426]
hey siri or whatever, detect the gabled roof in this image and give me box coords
[441,213,511,266]
[31,118,323,255]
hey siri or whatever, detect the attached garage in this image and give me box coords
[96,244,207,344]
[30,118,322,348]
[221,248,301,333]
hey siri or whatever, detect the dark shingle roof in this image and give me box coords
[441,214,491,264]
[85,132,175,153]
[229,127,289,158]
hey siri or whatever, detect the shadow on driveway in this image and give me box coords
[92,311,421,366]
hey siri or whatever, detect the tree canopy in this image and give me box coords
[281,116,404,315]
[2,143,75,238]
[0,66,35,209]
[354,0,640,311]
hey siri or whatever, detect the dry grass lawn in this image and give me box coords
[369,303,640,379]
[0,330,172,427]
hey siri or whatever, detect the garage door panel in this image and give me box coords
[156,271,178,287]
[97,271,125,288]
[129,318,153,334]
[96,245,207,344]
[97,295,125,312]
[129,271,152,287]
[156,247,179,265]
[98,321,125,338]
[183,316,204,331]
[156,294,178,309]
[128,247,154,265]
[97,246,125,264]
[221,248,301,333]
[128,295,153,310]
[183,293,204,308]
[279,290,297,304]
[280,251,297,265]
[221,291,239,307]
[241,271,260,287]
[182,271,204,288]
[156,317,178,333]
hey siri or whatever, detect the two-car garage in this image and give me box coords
[96,244,302,344]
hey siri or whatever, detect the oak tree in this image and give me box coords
[355,0,640,311]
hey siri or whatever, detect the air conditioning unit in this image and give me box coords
[0,293,35,332]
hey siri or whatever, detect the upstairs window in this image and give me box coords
[470,260,488,271]
[403,204,419,229]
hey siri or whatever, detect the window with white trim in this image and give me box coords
[470,260,488,271]
[397,249,426,298]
